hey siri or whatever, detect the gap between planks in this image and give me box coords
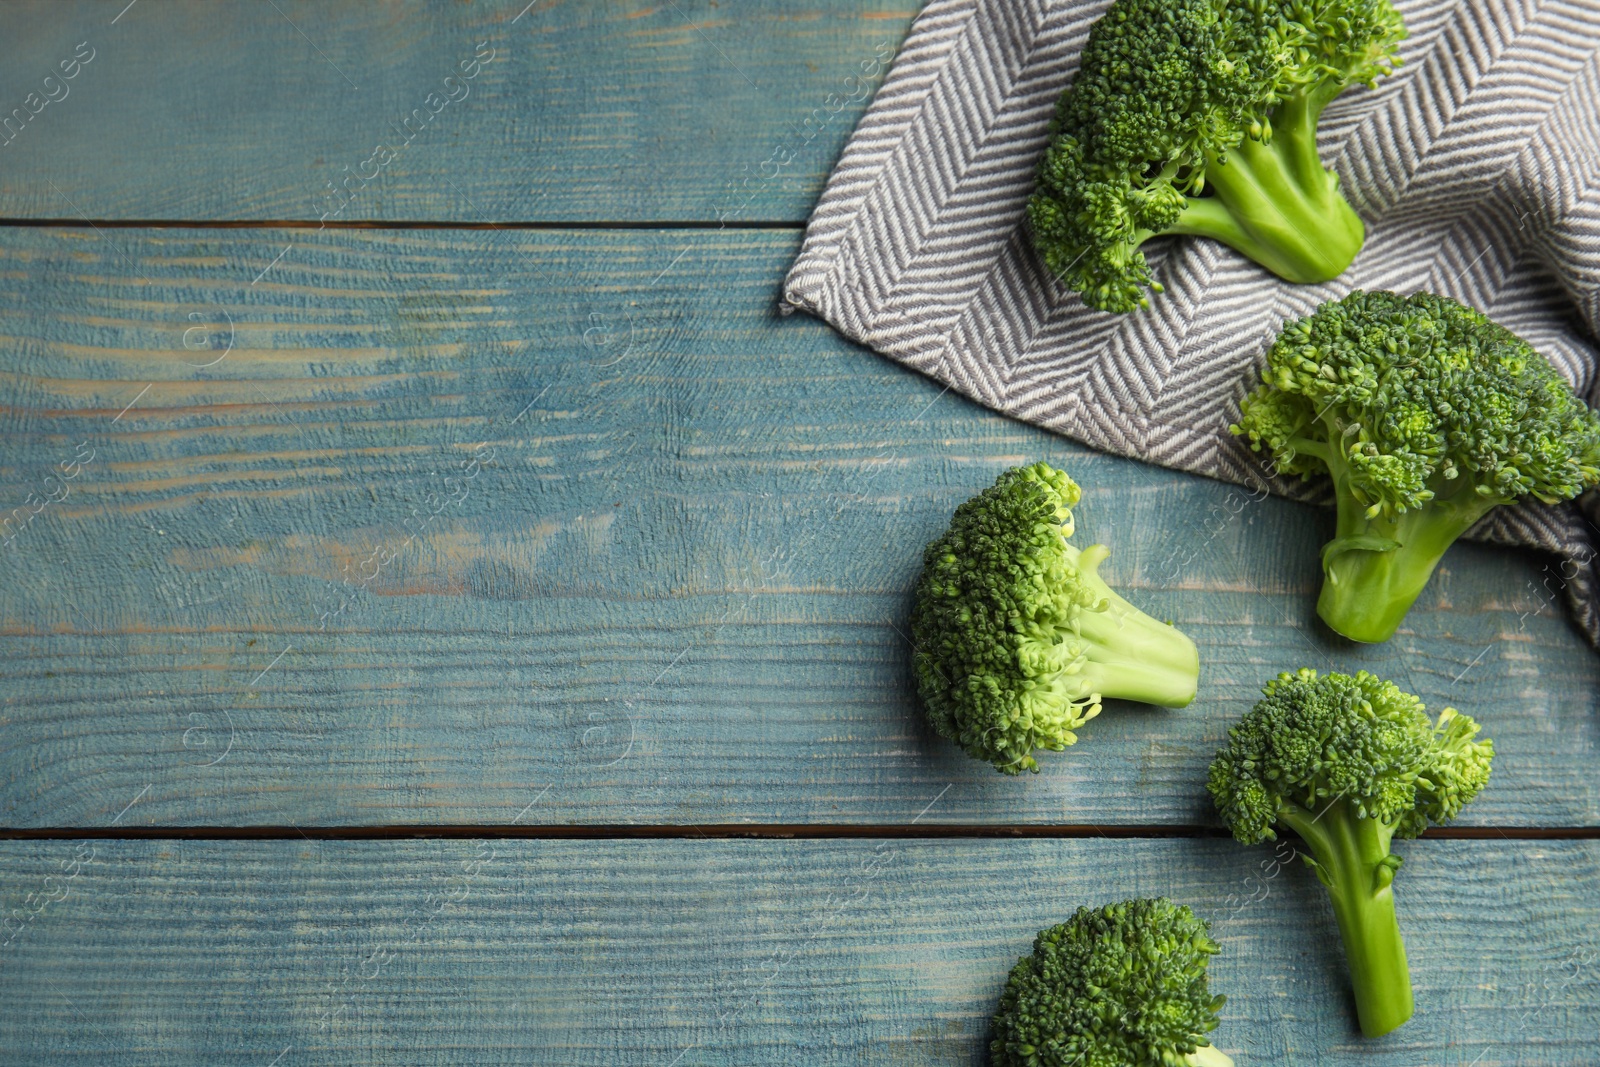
[2,824,1596,841]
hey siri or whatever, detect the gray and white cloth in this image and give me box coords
[782,0,1600,646]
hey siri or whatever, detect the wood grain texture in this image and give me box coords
[0,226,1595,828]
[0,838,1595,1065]
[0,0,909,222]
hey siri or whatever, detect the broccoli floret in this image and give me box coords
[1233,290,1600,643]
[1208,669,1494,1037]
[1029,0,1405,312]
[991,898,1234,1067]
[910,462,1199,774]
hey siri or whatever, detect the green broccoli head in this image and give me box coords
[1233,290,1600,642]
[1413,706,1496,833]
[991,898,1232,1067]
[1236,290,1600,510]
[1207,668,1493,844]
[1206,668,1493,1037]
[1029,0,1404,312]
[910,462,1199,774]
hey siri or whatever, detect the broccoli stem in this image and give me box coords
[1316,500,1495,642]
[1280,799,1414,1038]
[1070,544,1200,707]
[1187,1045,1235,1067]
[1314,443,1503,642]
[1168,87,1364,283]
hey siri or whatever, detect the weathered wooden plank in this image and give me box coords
[0,838,1593,1064]
[0,226,1595,827]
[0,0,908,221]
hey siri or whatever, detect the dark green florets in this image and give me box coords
[1207,669,1494,844]
[911,463,1102,773]
[1029,0,1405,312]
[1235,290,1600,516]
[910,462,1199,774]
[991,898,1226,1067]
[1207,669,1493,1037]
[1234,290,1600,643]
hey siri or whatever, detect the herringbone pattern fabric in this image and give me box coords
[783,0,1600,646]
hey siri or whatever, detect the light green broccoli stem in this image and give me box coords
[1168,86,1364,284]
[1187,1045,1236,1067]
[1279,797,1414,1038]
[1069,543,1200,708]
[1313,437,1503,643]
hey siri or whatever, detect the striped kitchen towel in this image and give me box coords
[782,0,1600,647]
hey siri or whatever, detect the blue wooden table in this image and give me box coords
[0,2,1595,1063]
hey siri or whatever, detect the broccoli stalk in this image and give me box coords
[1208,670,1494,1038]
[1171,90,1365,285]
[1315,446,1501,642]
[911,463,1199,774]
[1059,542,1203,709]
[1276,796,1412,1038]
[991,898,1234,1067]
[1028,0,1405,312]
[1234,290,1600,643]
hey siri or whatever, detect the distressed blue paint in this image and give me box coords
[0,0,909,222]
[0,227,1592,827]
[0,838,1594,1065]
[0,4,1589,1062]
